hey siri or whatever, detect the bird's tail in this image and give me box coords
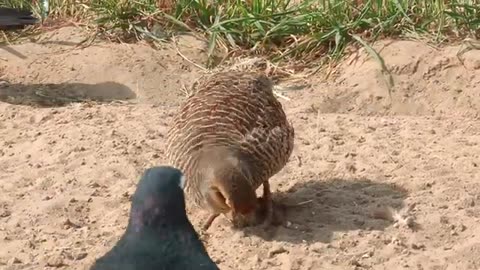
[0,7,39,30]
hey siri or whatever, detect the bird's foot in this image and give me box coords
[261,198,274,228]
[202,213,219,231]
[261,181,274,228]
[230,211,256,228]
[255,195,287,228]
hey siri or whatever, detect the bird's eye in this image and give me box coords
[178,174,186,189]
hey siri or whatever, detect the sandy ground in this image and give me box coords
[1,27,480,270]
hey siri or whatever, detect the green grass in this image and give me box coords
[3,0,480,70]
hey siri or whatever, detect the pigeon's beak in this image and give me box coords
[179,175,186,190]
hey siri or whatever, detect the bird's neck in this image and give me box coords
[127,207,191,234]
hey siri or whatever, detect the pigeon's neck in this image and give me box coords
[128,206,190,234]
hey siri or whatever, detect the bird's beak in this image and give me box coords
[179,175,186,190]
[225,198,233,209]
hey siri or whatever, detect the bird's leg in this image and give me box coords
[261,181,274,228]
[202,213,220,231]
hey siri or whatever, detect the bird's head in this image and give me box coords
[202,162,258,216]
[196,146,258,216]
[210,175,258,216]
[129,166,188,231]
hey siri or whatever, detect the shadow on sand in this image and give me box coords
[240,177,409,244]
[0,81,136,107]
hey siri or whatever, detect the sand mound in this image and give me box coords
[304,40,480,118]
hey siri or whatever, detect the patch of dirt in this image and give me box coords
[303,39,480,118]
[1,27,480,270]
[1,26,208,107]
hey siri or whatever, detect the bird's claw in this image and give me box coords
[261,181,274,228]
[202,213,219,231]
[261,198,274,228]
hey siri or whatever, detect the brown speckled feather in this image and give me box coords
[165,71,294,224]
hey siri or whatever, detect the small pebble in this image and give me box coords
[439,216,449,224]
[8,257,21,265]
[309,243,324,253]
[268,244,287,258]
[411,243,425,250]
[349,258,361,266]
[0,209,12,218]
[46,255,64,267]
[250,254,260,264]
[361,251,373,258]
[74,252,88,261]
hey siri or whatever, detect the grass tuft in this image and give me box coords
[2,0,480,72]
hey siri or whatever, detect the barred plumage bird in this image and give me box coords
[165,71,294,230]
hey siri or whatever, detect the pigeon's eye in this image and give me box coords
[178,175,186,189]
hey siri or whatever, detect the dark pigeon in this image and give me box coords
[90,166,220,270]
[0,7,39,30]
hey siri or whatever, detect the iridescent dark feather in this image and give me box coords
[90,166,219,270]
[0,7,38,30]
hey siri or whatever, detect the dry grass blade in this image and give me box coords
[351,34,394,101]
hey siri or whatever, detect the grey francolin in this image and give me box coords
[165,71,294,230]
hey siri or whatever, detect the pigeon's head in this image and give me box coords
[129,166,187,230]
